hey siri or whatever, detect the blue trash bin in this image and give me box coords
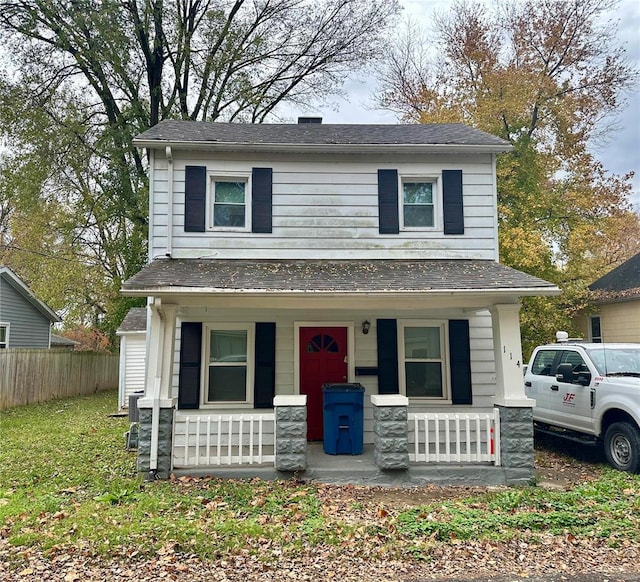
[322,383,365,455]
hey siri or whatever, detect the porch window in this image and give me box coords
[399,322,448,399]
[206,326,253,403]
[0,323,8,348]
[402,180,436,228]
[210,176,249,230]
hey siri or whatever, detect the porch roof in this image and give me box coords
[116,307,147,334]
[122,258,559,297]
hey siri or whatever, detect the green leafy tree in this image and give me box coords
[378,0,640,355]
[0,0,400,339]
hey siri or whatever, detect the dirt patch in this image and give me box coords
[533,430,607,488]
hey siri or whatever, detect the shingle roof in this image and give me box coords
[116,307,147,333]
[0,265,61,323]
[122,259,557,295]
[133,120,510,150]
[51,334,79,347]
[589,252,640,301]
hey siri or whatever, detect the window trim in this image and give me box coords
[202,323,255,407]
[398,320,451,402]
[399,175,439,231]
[0,323,9,348]
[207,172,252,232]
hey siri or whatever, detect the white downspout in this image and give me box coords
[165,146,173,258]
[149,298,163,475]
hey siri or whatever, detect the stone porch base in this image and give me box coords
[171,443,534,487]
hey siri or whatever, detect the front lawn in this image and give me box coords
[1,391,639,581]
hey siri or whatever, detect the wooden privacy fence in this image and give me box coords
[0,349,119,409]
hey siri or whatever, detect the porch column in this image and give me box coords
[137,300,178,480]
[371,394,409,470]
[274,395,307,472]
[489,304,535,485]
[489,304,530,405]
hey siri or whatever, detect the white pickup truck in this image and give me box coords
[524,336,640,472]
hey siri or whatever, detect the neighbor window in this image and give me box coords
[402,181,435,228]
[0,324,8,348]
[590,315,602,343]
[206,326,252,403]
[211,178,248,228]
[400,322,447,398]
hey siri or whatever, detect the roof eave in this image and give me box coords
[122,286,560,297]
[0,268,62,322]
[132,139,513,155]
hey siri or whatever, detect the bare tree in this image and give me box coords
[0,0,400,336]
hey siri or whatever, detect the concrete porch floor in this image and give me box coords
[173,442,528,487]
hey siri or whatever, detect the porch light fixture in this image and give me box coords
[362,320,371,335]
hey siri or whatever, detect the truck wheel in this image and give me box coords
[604,422,640,473]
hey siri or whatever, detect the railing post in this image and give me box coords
[371,394,409,470]
[274,395,307,471]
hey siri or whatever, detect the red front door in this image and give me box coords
[299,327,348,440]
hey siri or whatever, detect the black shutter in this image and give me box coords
[252,167,273,233]
[449,319,472,405]
[378,169,399,234]
[443,169,464,235]
[178,322,202,409]
[377,319,399,394]
[184,166,206,232]
[254,322,276,408]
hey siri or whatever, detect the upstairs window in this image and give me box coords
[213,180,247,228]
[402,180,436,228]
[0,324,8,348]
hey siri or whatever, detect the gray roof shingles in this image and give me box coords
[589,251,640,300]
[117,307,147,332]
[122,259,557,294]
[134,120,510,148]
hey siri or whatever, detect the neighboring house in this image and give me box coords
[116,307,148,411]
[575,252,640,343]
[0,266,61,348]
[123,119,559,484]
[50,334,79,350]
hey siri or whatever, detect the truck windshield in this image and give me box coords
[585,346,640,376]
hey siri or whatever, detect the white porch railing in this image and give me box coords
[173,413,275,468]
[408,410,501,465]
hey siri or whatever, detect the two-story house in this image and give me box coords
[123,119,559,485]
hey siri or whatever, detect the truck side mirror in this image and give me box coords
[556,363,591,385]
[556,363,574,384]
[576,371,591,386]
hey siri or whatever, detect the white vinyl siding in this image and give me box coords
[118,333,147,409]
[149,152,498,260]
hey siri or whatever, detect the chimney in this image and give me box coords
[297,117,322,124]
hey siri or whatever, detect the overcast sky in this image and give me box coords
[300,0,640,210]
